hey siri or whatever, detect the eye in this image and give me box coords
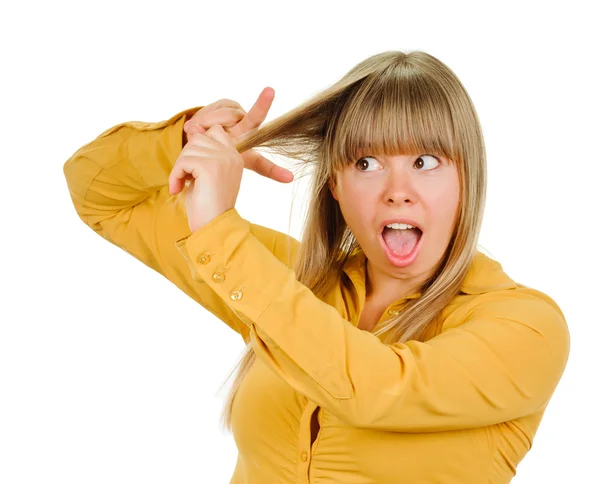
[354,155,441,172]
[415,154,441,170]
[354,156,382,172]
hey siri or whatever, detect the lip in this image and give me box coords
[378,228,424,268]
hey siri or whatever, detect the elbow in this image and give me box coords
[63,157,92,224]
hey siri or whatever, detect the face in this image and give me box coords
[329,153,460,303]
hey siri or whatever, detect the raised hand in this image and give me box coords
[169,123,244,232]
[174,87,293,195]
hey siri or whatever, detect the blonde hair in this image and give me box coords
[173,50,487,433]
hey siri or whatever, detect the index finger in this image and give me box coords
[227,86,275,139]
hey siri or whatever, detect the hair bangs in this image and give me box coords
[329,70,458,172]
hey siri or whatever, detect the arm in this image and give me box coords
[175,208,571,432]
[63,108,299,343]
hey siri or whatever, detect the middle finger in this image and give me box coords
[227,86,275,139]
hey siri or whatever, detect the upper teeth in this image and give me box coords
[386,223,415,230]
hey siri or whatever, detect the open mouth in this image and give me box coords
[380,225,423,260]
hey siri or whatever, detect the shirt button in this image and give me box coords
[230,290,243,301]
[388,308,401,316]
[300,451,308,462]
[197,254,211,265]
[212,271,226,283]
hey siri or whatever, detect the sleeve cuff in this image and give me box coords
[174,208,289,325]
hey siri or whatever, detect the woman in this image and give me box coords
[63,50,570,483]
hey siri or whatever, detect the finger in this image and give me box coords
[227,86,275,139]
[193,98,243,117]
[184,125,245,156]
[184,99,243,126]
[202,98,243,112]
[169,170,187,195]
[241,149,294,183]
[169,161,194,195]
[203,124,236,147]
[185,124,207,136]
[184,107,245,132]
[168,154,215,194]
[169,173,192,195]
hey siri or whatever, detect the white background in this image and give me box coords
[1,0,598,482]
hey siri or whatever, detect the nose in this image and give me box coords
[383,170,416,205]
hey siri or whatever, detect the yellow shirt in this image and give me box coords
[63,107,570,484]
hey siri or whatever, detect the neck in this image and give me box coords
[365,258,423,307]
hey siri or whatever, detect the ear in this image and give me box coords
[328,177,339,201]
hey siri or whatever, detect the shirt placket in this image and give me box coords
[296,400,320,483]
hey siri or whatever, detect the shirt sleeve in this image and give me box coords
[63,107,300,343]
[175,207,571,432]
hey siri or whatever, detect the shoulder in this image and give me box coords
[469,285,568,333]
[450,285,571,376]
[446,250,570,350]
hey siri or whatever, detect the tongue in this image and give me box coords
[382,228,420,257]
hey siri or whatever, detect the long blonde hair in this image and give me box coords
[173,50,487,432]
